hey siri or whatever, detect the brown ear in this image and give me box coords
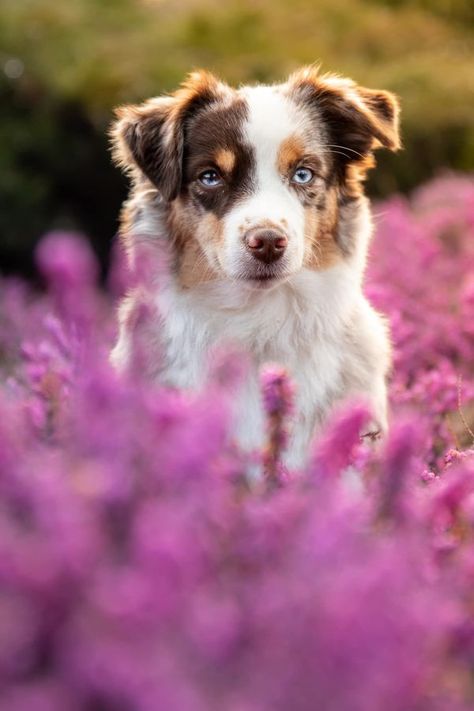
[111,97,180,201]
[110,70,229,202]
[289,67,401,178]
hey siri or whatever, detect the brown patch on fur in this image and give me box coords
[214,148,236,174]
[111,98,180,200]
[277,134,305,175]
[172,70,227,119]
[111,70,230,201]
[176,236,217,289]
[184,96,253,217]
[112,70,248,288]
[342,154,376,198]
[167,199,222,288]
[287,66,401,193]
[197,212,224,248]
[289,66,400,149]
[303,188,343,270]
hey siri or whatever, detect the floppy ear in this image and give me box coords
[289,67,401,178]
[111,97,180,201]
[110,70,229,202]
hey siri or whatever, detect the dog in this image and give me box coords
[110,66,400,468]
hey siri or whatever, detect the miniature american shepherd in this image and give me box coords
[110,66,400,467]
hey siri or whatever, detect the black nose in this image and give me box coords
[245,228,288,264]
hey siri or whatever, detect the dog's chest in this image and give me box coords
[156,279,347,461]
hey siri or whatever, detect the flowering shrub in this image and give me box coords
[0,173,474,710]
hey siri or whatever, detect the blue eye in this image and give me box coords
[198,169,222,187]
[292,167,314,185]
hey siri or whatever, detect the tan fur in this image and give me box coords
[171,70,229,113]
[303,189,342,270]
[214,148,236,174]
[167,200,222,288]
[277,134,306,175]
[176,237,217,289]
[119,201,139,257]
[343,155,377,198]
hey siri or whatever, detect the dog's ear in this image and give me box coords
[111,96,179,201]
[289,66,401,177]
[111,70,229,201]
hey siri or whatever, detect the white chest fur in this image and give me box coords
[131,264,383,467]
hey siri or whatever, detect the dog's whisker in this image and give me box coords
[319,148,349,159]
[320,149,353,161]
[325,144,366,160]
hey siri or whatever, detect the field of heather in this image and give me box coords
[1,173,474,710]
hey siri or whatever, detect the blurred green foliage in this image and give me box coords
[0,0,473,274]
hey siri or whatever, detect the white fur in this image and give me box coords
[220,88,308,280]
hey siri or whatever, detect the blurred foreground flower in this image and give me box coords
[261,364,294,485]
[0,176,474,709]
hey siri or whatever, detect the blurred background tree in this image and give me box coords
[0,0,473,276]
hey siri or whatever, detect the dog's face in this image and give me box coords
[112,68,400,288]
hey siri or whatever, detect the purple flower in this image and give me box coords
[0,175,474,709]
[35,231,98,290]
[311,401,370,480]
[260,364,295,484]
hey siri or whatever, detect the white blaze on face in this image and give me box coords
[221,86,307,279]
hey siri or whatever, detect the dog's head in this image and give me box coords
[112,67,400,288]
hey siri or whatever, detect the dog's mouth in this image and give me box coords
[241,269,291,289]
[222,256,296,289]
